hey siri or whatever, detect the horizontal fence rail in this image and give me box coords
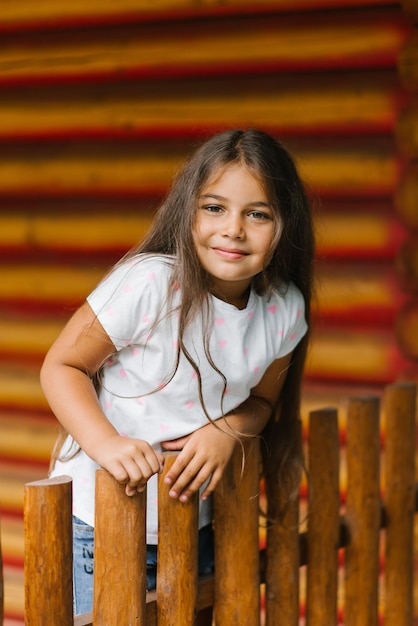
[19,383,417,625]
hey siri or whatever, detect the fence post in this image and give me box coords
[264,424,300,626]
[345,396,381,626]
[384,382,416,626]
[93,469,147,625]
[214,439,260,626]
[306,407,340,625]
[24,475,73,625]
[157,452,199,625]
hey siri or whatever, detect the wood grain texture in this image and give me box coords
[0,8,407,85]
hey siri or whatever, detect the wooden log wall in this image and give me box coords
[0,0,417,623]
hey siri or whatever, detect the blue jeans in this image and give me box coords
[73,516,214,615]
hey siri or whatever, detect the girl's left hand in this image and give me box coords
[161,422,237,502]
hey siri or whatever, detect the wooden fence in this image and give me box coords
[19,382,417,625]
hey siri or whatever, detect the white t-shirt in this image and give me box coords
[50,254,307,543]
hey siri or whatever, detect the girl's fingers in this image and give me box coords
[200,468,223,501]
[167,459,213,500]
[107,446,164,495]
[163,449,194,486]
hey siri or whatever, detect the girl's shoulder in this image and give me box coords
[117,253,175,275]
[87,253,176,308]
[99,253,175,288]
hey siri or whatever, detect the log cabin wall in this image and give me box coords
[0,0,416,623]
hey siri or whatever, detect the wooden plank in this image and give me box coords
[0,73,401,138]
[157,454,199,625]
[0,516,24,567]
[306,328,410,384]
[0,211,154,253]
[0,364,49,411]
[0,144,399,198]
[214,440,261,625]
[306,408,340,625]
[264,433,300,625]
[0,412,57,463]
[344,396,381,626]
[0,265,103,302]
[314,262,405,323]
[384,384,416,626]
[0,461,47,515]
[1,563,24,622]
[24,476,73,625]
[0,9,407,85]
[0,0,401,30]
[315,206,406,260]
[93,470,147,624]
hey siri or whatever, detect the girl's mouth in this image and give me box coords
[213,247,248,260]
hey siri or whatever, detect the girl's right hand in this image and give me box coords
[95,434,164,496]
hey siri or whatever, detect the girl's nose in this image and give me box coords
[222,213,244,238]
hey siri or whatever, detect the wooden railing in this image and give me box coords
[21,383,417,625]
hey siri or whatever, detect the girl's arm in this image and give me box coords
[40,302,164,495]
[161,352,293,502]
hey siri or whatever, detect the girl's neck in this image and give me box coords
[210,285,251,310]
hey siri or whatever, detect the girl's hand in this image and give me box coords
[95,434,164,497]
[161,422,238,502]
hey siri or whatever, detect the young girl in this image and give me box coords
[40,128,314,615]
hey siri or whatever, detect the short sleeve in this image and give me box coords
[275,283,308,358]
[86,255,173,350]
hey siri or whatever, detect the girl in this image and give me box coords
[40,129,314,615]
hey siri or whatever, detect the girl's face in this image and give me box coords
[193,163,280,307]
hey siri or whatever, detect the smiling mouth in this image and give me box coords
[213,247,249,259]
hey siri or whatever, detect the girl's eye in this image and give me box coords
[249,210,272,220]
[204,204,223,213]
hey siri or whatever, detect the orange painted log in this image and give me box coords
[93,469,147,624]
[264,429,300,626]
[344,396,381,626]
[157,453,199,625]
[0,74,400,138]
[306,408,340,626]
[0,9,406,83]
[214,439,260,625]
[0,143,398,198]
[0,0,404,30]
[24,475,73,625]
[306,328,410,385]
[384,383,416,626]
